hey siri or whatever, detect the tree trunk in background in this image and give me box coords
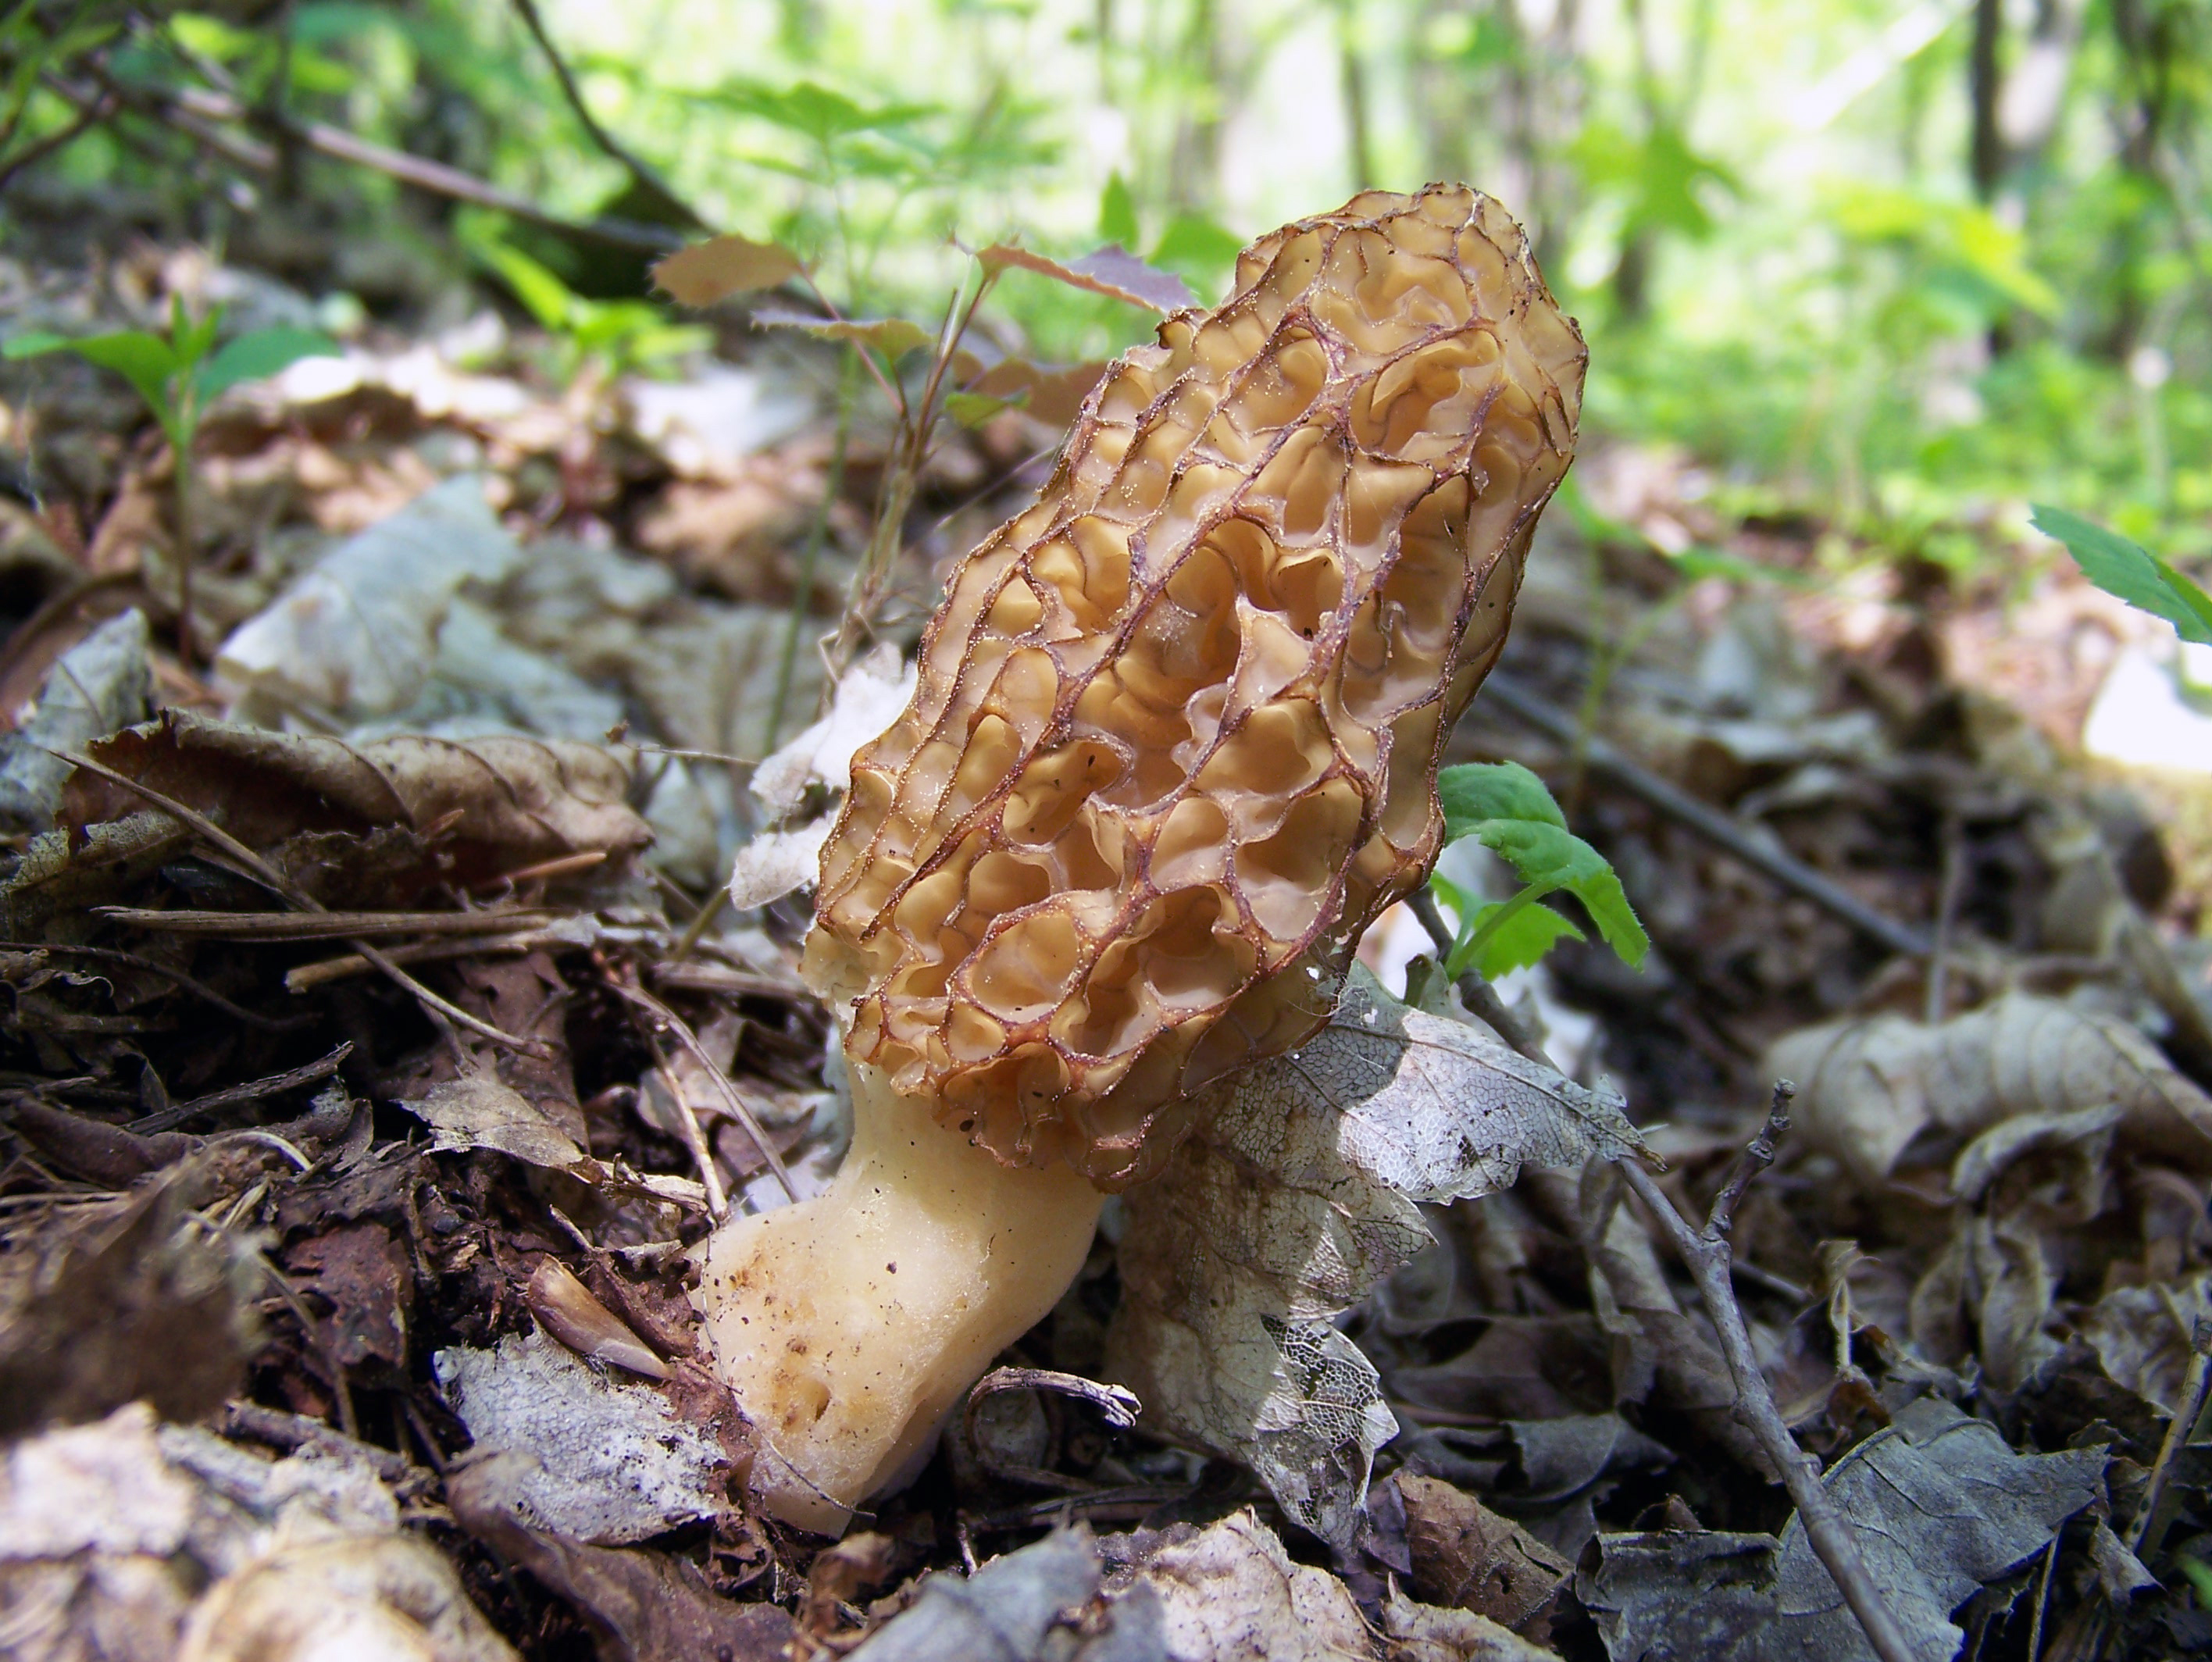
[1168,0,1226,213]
[1969,0,2004,202]
[1336,0,1375,193]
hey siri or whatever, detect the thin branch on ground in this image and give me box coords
[1479,671,1932,960]
[506,0,707,230]
[1617,1085,1920,1662]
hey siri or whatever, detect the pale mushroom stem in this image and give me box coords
[698,1062,1104,1532]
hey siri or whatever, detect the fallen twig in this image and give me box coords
[1479,671,1932,961]
[1616,1086,1920,1662]
[1405,887,1550,1063]
[127,1041,353,1134]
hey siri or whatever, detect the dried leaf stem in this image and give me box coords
[1616,1086,1920,1662]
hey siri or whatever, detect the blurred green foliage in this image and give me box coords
[5,0,2210,574]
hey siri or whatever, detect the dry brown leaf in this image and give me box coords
[1379,1588,1563,1662]
[177,1534,518,1662]
[650,235,805,307]
[1766,990,2212,1186]
[1394,1473,1571,1634]
[2078,1271,2212,1413]
[65,709,652,891]
[1109,968,1642,1549]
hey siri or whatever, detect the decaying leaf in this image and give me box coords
[399,1072,585,1168]
[1379,1587,1563,1662]
[65,709,652,892]
[1578,1397,2104,1662]
[177,1533,519,1662]
[2079,1271,2212,1414]
[844,1528,1136,1662]
[1394,1473,1572,1634]
[730,645,915,910]
[1110,967,1642,1549]
[650,235,805,307]
[431,1332,729,1544]
[1767,990,2212,1186]
[0,1169,264,1439]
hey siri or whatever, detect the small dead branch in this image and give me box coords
[1615,1086,1920,1662]
[98,907,562,940]
[1480,671,1932,961]
[1406,887,1550,1063]
[127,1041,353,1134]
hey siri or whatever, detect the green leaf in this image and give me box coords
[944,391,1017,428]
[1460,898,1585,979]
[472,239,576,333]
[1148,214,1246,300]
[2033,502,2212,647]
[1470,820,1649,966]
[2,331,71,360]
[194,326,340,401]
[1098,171,1140,249]
[12,330,183,419]
[1439,761,1567,839]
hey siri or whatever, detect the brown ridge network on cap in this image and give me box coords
[801,183,1587,1189]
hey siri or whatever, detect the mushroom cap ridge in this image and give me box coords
[802,183,1587,1189]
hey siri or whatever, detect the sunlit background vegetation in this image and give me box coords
[9,0,2210,562]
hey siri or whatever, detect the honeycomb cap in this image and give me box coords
[803,184,1586,1188]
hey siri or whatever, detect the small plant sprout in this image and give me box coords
[697,185,1586,1531]
[1430,760,1650,982]
[4,301,337,665]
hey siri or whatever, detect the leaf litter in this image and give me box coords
[5,229,2212,1662]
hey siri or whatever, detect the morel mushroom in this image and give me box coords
[701,183,1586,1531]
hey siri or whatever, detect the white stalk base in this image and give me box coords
[697,1063,1104,1532]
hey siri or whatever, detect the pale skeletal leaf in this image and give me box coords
[1768,991,2212,1186]
[1110,967,1643,1550]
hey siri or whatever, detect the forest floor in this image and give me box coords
[5,194,2212,1662]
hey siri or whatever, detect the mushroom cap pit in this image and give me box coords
[803,183,1587,1189]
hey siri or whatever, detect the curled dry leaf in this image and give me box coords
[2079,1271,2212,1414]
[177,1534,519,1662]
[64,709,652,891]
[1109,967,1642,1550]
[1577,1398,2103,1662]
[1767,990,2212,1187]
[1136,1510,1375,1662]
[1394,1472,1572,1634]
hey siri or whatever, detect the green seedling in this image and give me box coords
[2033,502,2212,647]
[1430,760,1651,982]
[5,300,337,665]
